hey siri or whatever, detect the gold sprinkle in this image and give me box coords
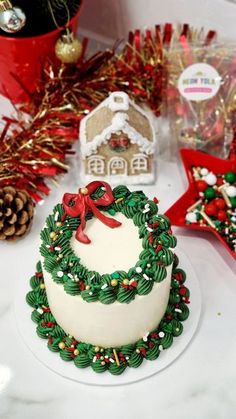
[58,342,65,350]
[111,279,118,287]
[187,199,202,213]
[80,187,88,195]
[115,197,124,204]
[74,349,79,356]
[40,283,45,289]
[113,349,120,366]
[94,346,100,353]
[218,185,232,208]
[200,210,216,229]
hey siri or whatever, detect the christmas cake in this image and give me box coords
[26,181,190,375]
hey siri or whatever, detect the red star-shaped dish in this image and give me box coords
[165,149,236,260]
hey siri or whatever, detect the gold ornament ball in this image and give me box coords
[73,349,79,356]
[55,37,82,64]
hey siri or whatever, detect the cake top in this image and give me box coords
[40,182,177,304]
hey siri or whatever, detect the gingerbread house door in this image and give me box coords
[108,157,127,176]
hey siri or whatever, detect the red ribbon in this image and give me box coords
[62,181,121,244]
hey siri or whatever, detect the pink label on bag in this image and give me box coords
[178,63,221,102]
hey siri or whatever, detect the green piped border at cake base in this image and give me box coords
[26,260,190,375]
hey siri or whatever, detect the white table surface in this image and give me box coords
[0,95,236,419]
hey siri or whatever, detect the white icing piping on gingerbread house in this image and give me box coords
[80,92,155,158]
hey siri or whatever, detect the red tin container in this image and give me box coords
[0,7,82,104]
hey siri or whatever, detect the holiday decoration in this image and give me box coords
[165,149,236,259]
[62,181,121,243]
[0,112,80,202]
[0,25,216,201]
[167,42,235,158]
[0,0,26,33]
[55,29,82,63]
[0,1,82,102]
[0,186,34,240]
[0,0,81,37]
[80,91,156,184]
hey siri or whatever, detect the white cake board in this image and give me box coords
[14,249,201,386]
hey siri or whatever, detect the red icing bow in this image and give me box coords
[62,181,121,244]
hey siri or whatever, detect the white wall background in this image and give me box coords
[79,0,236,43]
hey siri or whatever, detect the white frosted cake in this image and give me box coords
[27,182,190,375]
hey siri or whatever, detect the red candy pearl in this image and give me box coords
[196,180,208,192]
[214,198,226,210]
[217,210,227,222]
[205,203,217,216]
[216,178,224,186]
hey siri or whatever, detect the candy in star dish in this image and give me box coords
[165,149,236,260]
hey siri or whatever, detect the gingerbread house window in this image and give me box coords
[88,156,105,175]
[108,157,127,175]
[131,154,148,173]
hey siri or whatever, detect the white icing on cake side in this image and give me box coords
[44,268,172,347]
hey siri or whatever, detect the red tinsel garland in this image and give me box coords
[0,24,216,202]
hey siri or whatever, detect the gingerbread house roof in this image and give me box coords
[80,92,155,158]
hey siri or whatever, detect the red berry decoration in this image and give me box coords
[196,180,208,192]
[205,203,217,216]
[217,210,227,222]
[216,177,224,186]
[214,198,225,210]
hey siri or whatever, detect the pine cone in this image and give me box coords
[0,186,34,241]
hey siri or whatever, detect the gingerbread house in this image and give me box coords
[80,91,156,184]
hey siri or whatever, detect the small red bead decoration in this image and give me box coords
[217,210,227,222]
[165,149,236,260]
[205,203,217,216]
[214,198,226,210]
[196,180,208,192]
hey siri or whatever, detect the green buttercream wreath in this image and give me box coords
[39,185,177,304]
[26,257,190,375]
